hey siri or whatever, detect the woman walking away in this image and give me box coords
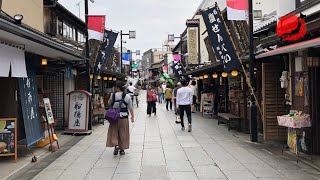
[176,78,193,132]
[106,81,134,156]
[147,85,157,117]
[165,84,173,111]
[190,80,198,113]
[157,84,163,104]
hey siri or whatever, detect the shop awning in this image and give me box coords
[186,63,222,76]
[0,14,85,61]
[256,37,320,59]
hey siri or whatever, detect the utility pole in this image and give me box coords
[120,30,123,73]
[85,0,92,131]
[249,0,257,142]
[76,1,81,18]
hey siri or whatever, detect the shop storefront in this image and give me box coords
[255,3,320,156]
[0,13,84,159]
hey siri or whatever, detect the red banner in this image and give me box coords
[88,16,105,41]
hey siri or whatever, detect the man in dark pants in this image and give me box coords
[176,78,193,132]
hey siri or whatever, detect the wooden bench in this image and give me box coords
[217,113,241,131]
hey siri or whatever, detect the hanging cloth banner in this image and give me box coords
[94,30,118,75]
[227,0,248,20]
[0,43,27,77]
[18,54,44,147]
[173,54,181,62]
[171,62,186,80]
[88,15,106,41]
[202,4,241,72]
[122,52,131,65]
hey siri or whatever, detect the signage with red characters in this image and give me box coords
[277,13,307,42]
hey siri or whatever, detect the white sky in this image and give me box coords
[58,0,203,59]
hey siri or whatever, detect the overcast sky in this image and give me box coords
[58,0,203,58]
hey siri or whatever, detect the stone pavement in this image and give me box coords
[30,90,320,180]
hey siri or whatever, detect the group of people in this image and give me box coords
[105,79,198,156]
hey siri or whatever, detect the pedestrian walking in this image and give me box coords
[172,82,182,115]
[190,80,198,113]
[161,82,167,102]
[176,78,193,132]
[127,82,136,105]
[157,84,163,103]
[147,85,157,116]
[106,81,134,156]
[165,84,173,111]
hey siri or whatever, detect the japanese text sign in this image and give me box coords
[202,5,241,72]
[95,30,118,75]
[18,56,44,147]
[67,91,90,132]
[171,62,186,80]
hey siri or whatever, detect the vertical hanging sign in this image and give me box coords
[202,4,241,72]
[18,56,44,147]
[187,29,198,64]
[94,30,118,75]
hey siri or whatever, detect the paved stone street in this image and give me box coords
[31,91,320,180]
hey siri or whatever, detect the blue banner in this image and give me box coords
[202,4,241,72]
[18,54,44,147]
[94,30,118,75]
[122,52,131,65]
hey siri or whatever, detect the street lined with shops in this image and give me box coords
[27,91,320,180]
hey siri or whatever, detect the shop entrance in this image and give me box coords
[310,67,320,154]
[262,62,287,141]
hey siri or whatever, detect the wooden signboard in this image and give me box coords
[0,118,17,161]
[43,98,54,124]
[66,90,91,133]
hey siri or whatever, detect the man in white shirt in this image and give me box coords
[127,82,136,104]
[176,78,193,132]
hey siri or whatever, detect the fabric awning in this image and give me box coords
[256,37,320,59]
[0,44,27,77]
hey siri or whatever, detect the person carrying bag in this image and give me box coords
[106,82,134,156]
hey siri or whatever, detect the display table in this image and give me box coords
[277,115,311,128]
[277,115,312,162]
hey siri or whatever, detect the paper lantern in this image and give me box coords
[103,76,108,81]
[212,73,218,79]
[199,76,204,79]
[195,77,199,80]
[113,77,117,81]
[108,77,113,81]
[41,58,47,65]
[97,75,101,80]
[222,72,228,78]
[231,70,238,77]
[204,74,209,79]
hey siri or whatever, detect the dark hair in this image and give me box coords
[180,78,188,86]
[129,82,133,86]
[116,81,125,91]
[191,80,196,86]
[166,84,171,88]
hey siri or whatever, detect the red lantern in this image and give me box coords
[277,14,306,42]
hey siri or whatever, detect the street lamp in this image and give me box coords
[120,30,136,73]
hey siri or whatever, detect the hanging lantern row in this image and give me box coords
[194,70,241,80]
[90,74,117,81]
